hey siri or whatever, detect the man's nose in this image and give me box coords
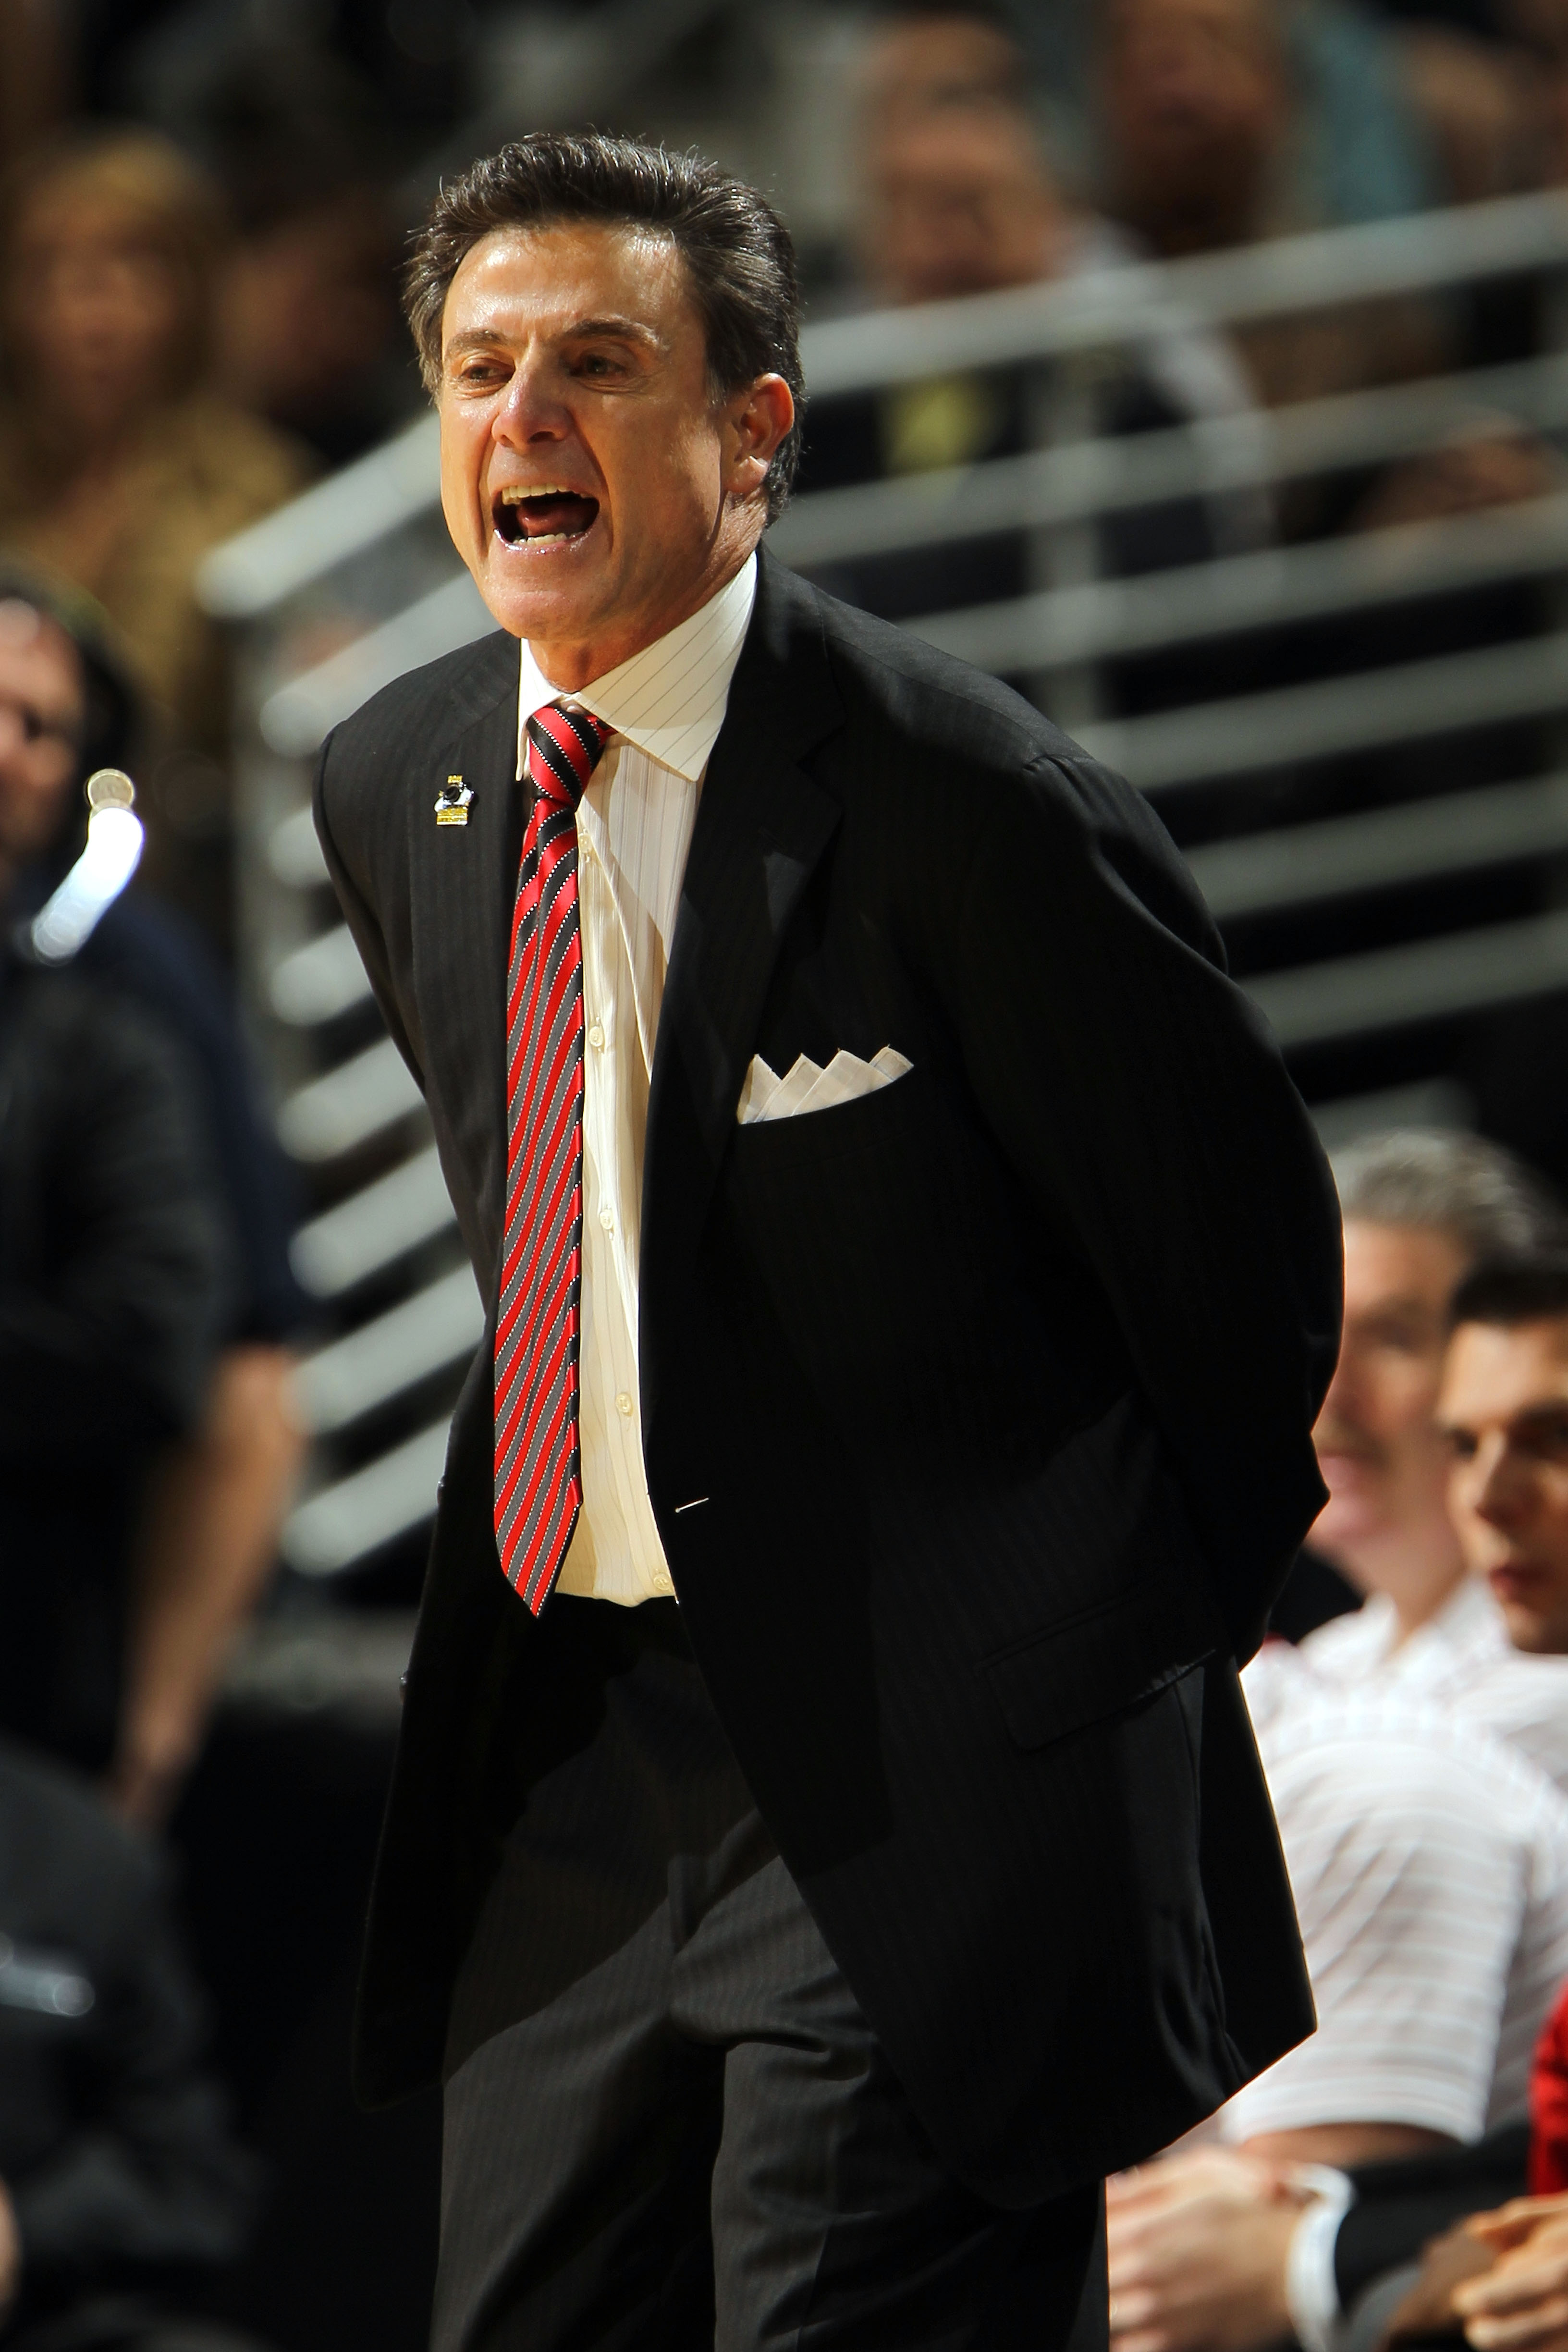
[491,361,571,448]
[1473,1437,1528,1529]
[1314,1343,1361,1431]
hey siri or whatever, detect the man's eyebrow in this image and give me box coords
[443,328,508,362]
[1510,1400,1568,1431]
[563,315,662,347]
[443,316,662,363]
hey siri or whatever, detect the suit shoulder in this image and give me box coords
[795,571,1075,776]
[324,625,515,779]
[771,565,1213,949]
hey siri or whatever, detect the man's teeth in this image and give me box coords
[498,484,580,503]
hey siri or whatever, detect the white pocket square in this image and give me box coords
[737,1046,912,1125]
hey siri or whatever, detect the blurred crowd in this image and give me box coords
[11,0,1568,2347]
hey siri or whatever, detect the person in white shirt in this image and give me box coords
[1107,1131,1568,2352]
[1107,1643,1568,2352]
[1301,1130,1568,1793]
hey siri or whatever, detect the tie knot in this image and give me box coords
[526,702,613,810]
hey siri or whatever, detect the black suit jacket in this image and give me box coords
[315,550,1341,2205]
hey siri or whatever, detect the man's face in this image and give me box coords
[863,110,1066,304]
[0,602,85,879]
[437,219,788,678]
[1101,0,1288,220]
[1440,1318,1568,1654]
[1310,1219,1470,1578]
[7,193,184,434]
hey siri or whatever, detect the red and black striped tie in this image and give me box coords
[494,700,612,1610]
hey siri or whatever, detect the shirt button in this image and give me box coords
[588,1022,606,1051]
[616,1392,635,1418]
[651,1568,674,1596]
[599,1206,614,1231]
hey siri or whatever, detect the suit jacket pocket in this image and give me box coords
[985,1567,1223,1752]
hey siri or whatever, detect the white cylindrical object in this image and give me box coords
[30,805,145,963]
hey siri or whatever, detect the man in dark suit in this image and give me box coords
[314,131,1342,2350]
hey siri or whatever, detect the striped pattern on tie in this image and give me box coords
[494,701,612,1610]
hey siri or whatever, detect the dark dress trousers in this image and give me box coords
[314,549,1341,2207]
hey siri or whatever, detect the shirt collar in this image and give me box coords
[516,553,757,784]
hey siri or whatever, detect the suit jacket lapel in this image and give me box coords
[641,552,845,1444]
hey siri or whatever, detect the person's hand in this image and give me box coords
[1107,2149,1302,2352]
[0,2179,22,2315]
[1454,2197,1568,2352]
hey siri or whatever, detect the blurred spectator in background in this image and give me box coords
[1097,0,1433,256]
[1106,1645,1568,2352]
[0,0,67,172]
[1167,1254,1568,2349]
[1098,0,1299,257]
[0,566,305,1815]
[1397,23,1540,206]
[1104,1191,1568,2352]
[0,1736,269,2352]
[1096,0,1439,405]
[202,39,406,469]
[1443,1252,1568,1658]
[800,0,1269,625]
[1292,1130,1568,1787]
[0,858,225,1777]
[0,129,309,952]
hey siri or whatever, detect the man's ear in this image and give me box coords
[725,374,795,499]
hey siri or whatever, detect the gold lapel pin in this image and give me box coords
[435,774,473,827]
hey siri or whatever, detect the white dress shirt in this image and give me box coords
[515,555,756,1605]
[1303,1575,1568,1798]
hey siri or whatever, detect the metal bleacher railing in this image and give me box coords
[201,185,1568,1581]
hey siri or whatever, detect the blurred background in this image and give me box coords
[9,0,1568,2342]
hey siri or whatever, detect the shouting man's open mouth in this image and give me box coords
[493,483,601,548]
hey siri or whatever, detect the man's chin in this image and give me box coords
[1488,1567,1568,1656]
[473,532,608,643]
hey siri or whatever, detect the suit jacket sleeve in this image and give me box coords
[313,726,425,1090]
[929,743,1341,1660]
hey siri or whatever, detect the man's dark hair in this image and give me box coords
[0,561,139,784]
[1451,1253,1568,1333]
[404,133,804,522]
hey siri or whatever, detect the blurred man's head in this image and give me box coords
[856,6,1069,304]
[2,131,224,441]
[1099,0,1291,255]
[0,598,85,890]
[1441,1257,1568,1655]
[860,104,1070,305]
[403,135,799,686]
[0,569,136,899]
[1311,1132,1560,1622]
[859,0,1024,128]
